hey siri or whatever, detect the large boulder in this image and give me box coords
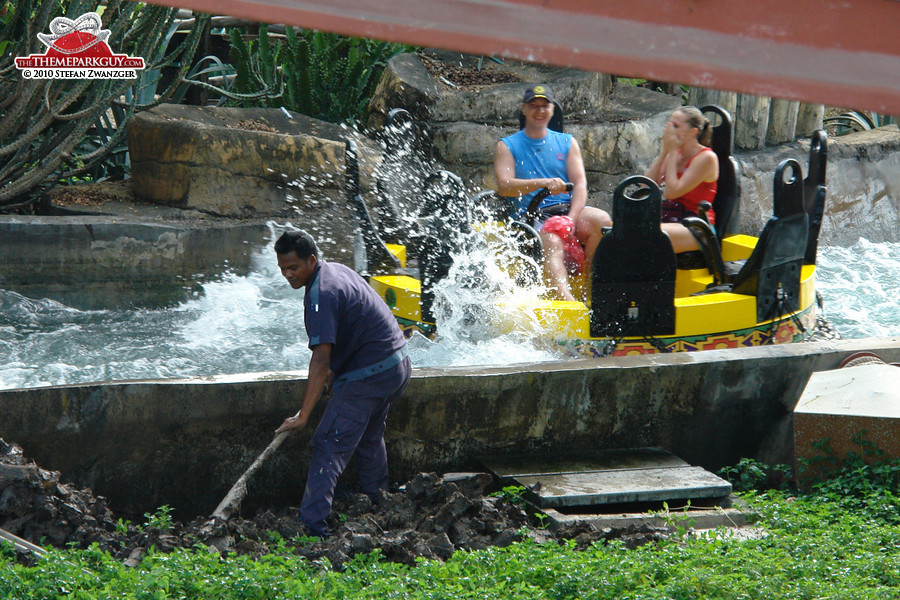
[366,51,680,210]
[736,126,900,244]
[129,105,380,219]
[367,50,613,129]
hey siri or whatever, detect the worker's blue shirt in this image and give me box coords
[303,260,406,378]
[501,129,573,218]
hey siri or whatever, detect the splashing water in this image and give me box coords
[410,221,565,367]
[815,238,900,339]
[0,243,311,390]
[0,233,898,390]
[0,222,558,391]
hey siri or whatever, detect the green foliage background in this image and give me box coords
[226,25,412,125]
[6,455,900,599]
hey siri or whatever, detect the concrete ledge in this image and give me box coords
[2,337,899,516]
[542,499,754,532]
[794,362,900,480]
[0,215,268,309]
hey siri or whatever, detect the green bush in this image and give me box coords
[718,457,792,492]
[8,455,900,598]
[226,25,413,125]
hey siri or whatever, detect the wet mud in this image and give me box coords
[1,439,669,568]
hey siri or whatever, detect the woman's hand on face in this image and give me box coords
[662,123,680,153]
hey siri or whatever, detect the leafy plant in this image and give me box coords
[719,457,792,492]
[0,2,212,210]
[718,457,768,492]
[143,505,174,532]
[223,25,412,125]
[115,518,131,535]
[490,484,527,507]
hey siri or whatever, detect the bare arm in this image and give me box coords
[645,151,670,184]
[661,151,718,199]
[275,343,333,433]
[494,140,569,197]
[564,138,589,221]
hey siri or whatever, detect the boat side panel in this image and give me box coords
[385,243,407,267]
[721,235,757,261]
[369,275,422,321]
[674,293,758,336]
[564,301,817,356]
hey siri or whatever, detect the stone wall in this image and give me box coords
[737,126,900,245]
[367,52,900,243]
[131,106,377,205]
[367,51,678,210]
[0,214,267,309]
[2,337,899,516]
[127,104,389,266]
[123,62,900,250]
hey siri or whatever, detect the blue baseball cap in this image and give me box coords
[523,84,555,103]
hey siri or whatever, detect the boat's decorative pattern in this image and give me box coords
[559,304,817,357]
[396,317,436,339]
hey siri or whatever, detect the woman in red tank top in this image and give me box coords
[645,106,719,253]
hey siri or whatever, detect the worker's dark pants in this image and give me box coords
[300,357,411,537]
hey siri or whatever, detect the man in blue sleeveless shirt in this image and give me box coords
[274,230,410,537]
[494,84,611,301]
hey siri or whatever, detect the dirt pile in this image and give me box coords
[2,439,670,568]
[1,438,123,552]
[417,50,521,91]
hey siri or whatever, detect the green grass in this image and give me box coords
[5,462,900,599]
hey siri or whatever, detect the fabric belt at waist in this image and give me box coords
[538,202,570,218]
[334,346,409,386]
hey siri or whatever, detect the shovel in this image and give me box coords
[211,407,302,520]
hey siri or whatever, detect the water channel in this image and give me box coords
[1,228,897,391]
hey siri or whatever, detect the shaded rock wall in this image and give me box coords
[737,126,900,245]
[1,338,899,516]
[367,51,678,206]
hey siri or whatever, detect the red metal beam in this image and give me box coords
[150,0,900,115]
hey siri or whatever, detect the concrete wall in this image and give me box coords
[2,337,898,517]
[0,215,268,309]
[737,126,900,245]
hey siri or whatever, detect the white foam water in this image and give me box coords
[0,236,897,390]
[815,238,900,339]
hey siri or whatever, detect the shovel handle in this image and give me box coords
[211,408,301,520]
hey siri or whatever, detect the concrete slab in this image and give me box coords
[541,499,752,531]
[795,363,900,475]
[479,447,688,479]
[480,448,732,508]
[517,466,733,508]
[794,364,900,418]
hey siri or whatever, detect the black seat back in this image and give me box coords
[518,100,564,132]
[345,139,401,275]
[803,130,828,265]
[731,159,809,322]
[590,176,676,337]
[419,170,471,322]
[374,108,422,246]
[700,105,741,240]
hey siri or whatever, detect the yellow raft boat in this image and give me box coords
[348,107,828,357]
